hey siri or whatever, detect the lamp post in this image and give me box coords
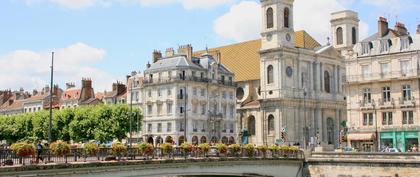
[48,52,54,162]
[303,88,308,150]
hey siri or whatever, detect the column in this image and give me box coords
[335,109,340,148]
[320,62,324,92]
[337,66,341,93]
[333,65,337,94]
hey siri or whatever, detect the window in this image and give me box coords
[403,85,412,101]
[158,73,162,82]
[324,71,331,93]
[157,104,162,115]
[266,7,273,29]
[201,104,206,115]
[167,88,172,96]
[147,105,152,115]
[362,65,370,78]
[363,88,371,103]
[222,91,226,99]
[402,111,414,125]
[158,88,161,97]
[193,88,197,96]
[200,89,205,97]
[380,39,391,53]
[200,72,204,79]
[223,105,227,117]
[147,124,152,133]
[167,103,172,114]
[336,27,343,45]
[382,112,393,125]
[248,116,256,135]
[148,90,152,97]
[180,106,184,114]
[230,105,234,118]
[229,92,233,100]
[168,71,172,80]
[157,123,162,133]
[268,115,275,134]
[267,65,274,84]
[363,113,373,126]
[193,121,198,132]
[167,122,172,132]
[192,104,197,114]
[400,61,409,75]
[179,89,184,99]
[382,86,391,102]
[380,63,389,75]
[228,77,233,85]
[230,123,234,133]
[284,8,289,28]
[180,122,184,131]
[221,75,225,84]
[352,27,357,44]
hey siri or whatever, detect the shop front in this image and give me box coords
[347,133,376,152]
[380,131,419,152]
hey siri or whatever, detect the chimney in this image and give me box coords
[53,84,59,96]
[165,48,175,57]
[8,99,14,106]
[152,50,162,63]
[81,78,93,101]
[178,44,193,61]
[394,22,408,36]
[417,24,420,34]
[117,82,127,95]
[378,17,389,37]
[82,78,92,89]
[66,82,75,90]
[33,90,38,96]
[112,83,117,91]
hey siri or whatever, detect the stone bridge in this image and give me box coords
[0,159,304,177]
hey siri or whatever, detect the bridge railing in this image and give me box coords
[0,146,304,166]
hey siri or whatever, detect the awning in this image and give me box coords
[347,133,375,141]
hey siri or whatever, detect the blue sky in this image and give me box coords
[0,0,419,92]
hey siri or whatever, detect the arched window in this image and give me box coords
[248,116,256,135]
[268,115,275,134]
[352,27,357,44]
[324,71,331,93]
[336,27,343,45]
[327,118,334,145]
[267,65,274,84]
[266,8,274,29]
[284,8,290,28]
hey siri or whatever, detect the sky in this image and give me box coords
[0,0,419,92]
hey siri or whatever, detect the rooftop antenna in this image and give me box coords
[205,44,209,54]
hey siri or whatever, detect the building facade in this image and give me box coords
[140,46,236,146]
[345,17,420,152]
[61,79,102,109]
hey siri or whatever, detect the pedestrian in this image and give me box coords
[36,141,44,163]
[412,144,417,152]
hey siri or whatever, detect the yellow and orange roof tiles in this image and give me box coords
[194,30,320,82]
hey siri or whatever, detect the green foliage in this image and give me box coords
[50,140,71,157]
[268,145,278,152]
[161,143,173,155]
[180,143,193,153]
[0,104,142,144]
[229,144,241,154]
[257,145,268,153]
[244,144,255,156]
[111,141,127,156]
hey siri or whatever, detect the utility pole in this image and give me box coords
[184,85,187,143]
[129,76,133,148]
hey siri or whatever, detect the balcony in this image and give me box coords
[399,97,416,108]
[359,100,374,110]
[378,98,395,109]
[346,69,420,83]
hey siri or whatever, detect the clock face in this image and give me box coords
[286,33,291,42]
[286,66,293,77]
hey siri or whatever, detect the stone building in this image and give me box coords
[0,89,31,115]
[60,78,102,109]
[22,85,62,113]
[345,16,420,152]
[140,45,236,146]
[103,81,127,105]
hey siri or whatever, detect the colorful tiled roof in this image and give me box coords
[194,30,320,81]
[62,89,81,101]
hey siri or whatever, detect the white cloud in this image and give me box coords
[138,0,234,9]
[0,43,115,91]
[50,0,96,9]
[213,1,261,42]
[213,0,369,44]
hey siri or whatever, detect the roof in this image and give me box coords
[62,89,81,101]
[193,30,321,81]
[0,99,24,110]
[146,55,204,73]
[95,92,104,100]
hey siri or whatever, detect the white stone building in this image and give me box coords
[345,16,420,152]
[140,46,236,146]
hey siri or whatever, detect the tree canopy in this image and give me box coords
[0,104,141,144]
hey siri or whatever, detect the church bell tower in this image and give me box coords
[261,0,295,50]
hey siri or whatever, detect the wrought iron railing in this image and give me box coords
[0,146,304,166]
